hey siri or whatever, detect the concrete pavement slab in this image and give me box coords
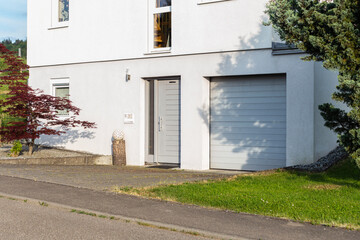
[0,164,238,190]
[0,175,358,240]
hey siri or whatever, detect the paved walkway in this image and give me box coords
[0,164,238,190]
[0,175,358,240]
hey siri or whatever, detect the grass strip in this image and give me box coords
[114,158,360,230]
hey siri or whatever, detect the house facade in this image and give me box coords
[28,0,340,171]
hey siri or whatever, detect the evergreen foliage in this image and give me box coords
[1,39,27,59]
[0,39,27,134]
[266,0,360,168]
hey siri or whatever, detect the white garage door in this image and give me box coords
[210,75,286,171]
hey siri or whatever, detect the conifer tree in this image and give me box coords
[266,0,360,168]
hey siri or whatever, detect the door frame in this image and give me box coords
[144,76,181,165]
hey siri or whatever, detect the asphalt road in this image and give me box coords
[0,197,208,240]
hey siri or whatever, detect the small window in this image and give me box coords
[54,85,69,116]
[148,0,172,51]
[50,0,69,29]
[154,12,171,48]
[55,86,69,99]
[51,78,70,116]
[58,0,69,22]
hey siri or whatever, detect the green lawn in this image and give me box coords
[118,158,360,230]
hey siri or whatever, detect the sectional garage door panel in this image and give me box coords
[210,75,286,171]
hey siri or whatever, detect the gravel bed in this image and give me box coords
[0,144,92,159]
[290,146,348,172]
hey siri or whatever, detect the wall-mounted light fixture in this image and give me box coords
[126,68,131,82]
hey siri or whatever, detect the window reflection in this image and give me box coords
[59,0,69,22]
[154,13,171,48]
[55,86,69,115]
[156,0,171,8]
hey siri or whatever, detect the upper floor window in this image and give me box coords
[50,0,69,29]
[58,0,69,22]
[156,0,171,7]
[149,0,171,51]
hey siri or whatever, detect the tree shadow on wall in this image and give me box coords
[199,15,287,171]
[37,129,96,147]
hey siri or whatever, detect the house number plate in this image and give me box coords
[124,113,135,124]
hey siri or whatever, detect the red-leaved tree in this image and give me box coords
[0,44,96,154]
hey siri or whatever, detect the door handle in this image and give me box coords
[158,116,163,132]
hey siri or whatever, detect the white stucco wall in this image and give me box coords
[29,50,321,170]
[314,62,341,160]
[27,0,272,66]
[27,0,340,170]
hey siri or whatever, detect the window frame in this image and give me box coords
[50,0,70,29]
[148,0,172,53]
[50,78,70,117]
[197,0,231,5]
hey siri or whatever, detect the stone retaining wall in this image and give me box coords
[0,155,112,166]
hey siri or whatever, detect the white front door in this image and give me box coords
[156,79,180,164]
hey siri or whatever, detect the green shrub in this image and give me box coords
[9,140,22,157]
[266,0,360,171]
[352,149,360,169]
